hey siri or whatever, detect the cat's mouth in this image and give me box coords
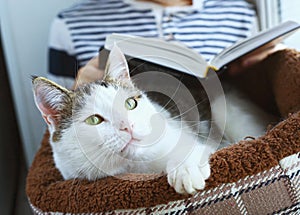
[120,137,140,153]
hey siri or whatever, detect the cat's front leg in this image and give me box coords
[166,144,211,194]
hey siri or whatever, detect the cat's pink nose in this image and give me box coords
[120,121,133,134]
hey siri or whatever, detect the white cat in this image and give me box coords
[32,45,274,195]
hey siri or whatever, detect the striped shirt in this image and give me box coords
[48,0,257,88]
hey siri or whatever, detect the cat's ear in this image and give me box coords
[32,77,72,128]
[104,45,132,84]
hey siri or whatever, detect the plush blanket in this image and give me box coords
[26,49,300,214]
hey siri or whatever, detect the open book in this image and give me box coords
[104,20,300,78]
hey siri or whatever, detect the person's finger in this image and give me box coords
[228,43,286,76]
[242,43,286,67]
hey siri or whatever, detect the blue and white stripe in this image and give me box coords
[162,0,256,61]
[49,0,256,82]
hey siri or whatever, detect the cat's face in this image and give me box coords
[33,46,165,179]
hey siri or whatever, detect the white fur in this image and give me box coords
[211,83,276,143]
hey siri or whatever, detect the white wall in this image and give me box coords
[254,0,300,50]
[280,0,300,50]
[0,0,79,165]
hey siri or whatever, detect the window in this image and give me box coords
[280,0,300,49]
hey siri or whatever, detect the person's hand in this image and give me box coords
[228,43,286,76]
[73,55,104,89]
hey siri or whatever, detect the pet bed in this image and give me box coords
[26,49,300,214]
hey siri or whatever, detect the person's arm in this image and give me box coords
[48,17,78,89]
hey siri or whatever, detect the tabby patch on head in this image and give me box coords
[32,45,212,195]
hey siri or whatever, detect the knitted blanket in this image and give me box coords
[26,49,300,214]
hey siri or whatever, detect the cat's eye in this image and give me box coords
[84,115,103,125]
[125,97,138,110]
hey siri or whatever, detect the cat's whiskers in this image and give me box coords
[183,131,216,141]
[131,76,143,84]
[81,149,111,178]
[169,99,208,121]
[98,151,114,171]
[180,119,215,123]
[171,121,210,131]
[157,74,184,113]
[159,100,179,115]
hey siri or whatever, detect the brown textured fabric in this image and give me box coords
[226,49,300,117]
[187,154,299,215]
[26,113,300,213]
[26,49,300,213]
[268,49,300,117]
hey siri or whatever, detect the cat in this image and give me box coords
[32,45,275,195]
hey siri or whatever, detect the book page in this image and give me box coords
[210,21,300,70]
[105,34,209,78]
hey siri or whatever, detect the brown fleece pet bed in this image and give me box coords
[26,49,300,214]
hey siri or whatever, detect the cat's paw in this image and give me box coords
[167,162,210,194]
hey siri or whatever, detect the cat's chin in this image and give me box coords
[120,138,141,153]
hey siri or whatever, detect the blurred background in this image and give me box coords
[0,0,299,214]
